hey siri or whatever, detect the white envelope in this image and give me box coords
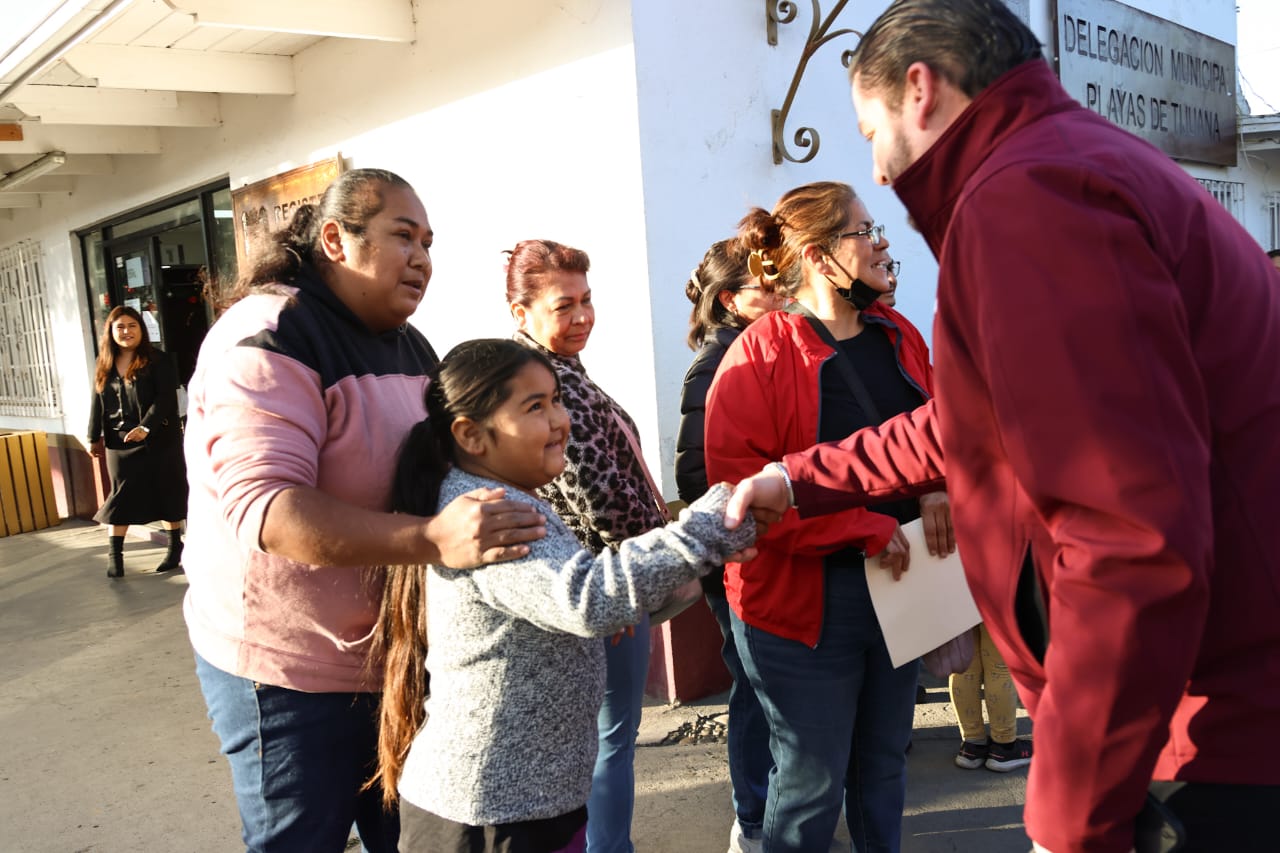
[867,517,982,668]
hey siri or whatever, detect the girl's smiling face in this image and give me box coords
[452,361,570,493]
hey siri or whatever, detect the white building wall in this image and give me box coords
[0,0,1263,503]
[1027,0,1274,245]
[629,0,1249,496]
[631,0,942,497]
[0,0,654,453]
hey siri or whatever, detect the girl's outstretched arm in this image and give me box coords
[444,483,755,637]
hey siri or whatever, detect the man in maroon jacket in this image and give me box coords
[726,1,1280,851]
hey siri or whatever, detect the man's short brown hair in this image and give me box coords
[850,0,1044,106]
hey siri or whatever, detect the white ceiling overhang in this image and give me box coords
[0,0,416,220]
[1241,113,1280,153]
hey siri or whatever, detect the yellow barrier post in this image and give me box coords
[0,431,63,536]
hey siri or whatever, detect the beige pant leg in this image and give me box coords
[978,623,1020,742]
[947,626,987,742]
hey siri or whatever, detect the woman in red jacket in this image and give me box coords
[704,181,934,853]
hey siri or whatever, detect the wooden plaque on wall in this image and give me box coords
[230,155,344,270]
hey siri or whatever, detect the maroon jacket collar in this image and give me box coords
[893,60,1079,254]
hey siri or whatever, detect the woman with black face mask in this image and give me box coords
[704,181,941,853]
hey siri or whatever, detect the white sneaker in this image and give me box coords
[728,821,764,853]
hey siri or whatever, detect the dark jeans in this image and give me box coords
[705,592,773,839]
[732,565,919,853]
[195,653,398,853]
[1146,780,1280,853]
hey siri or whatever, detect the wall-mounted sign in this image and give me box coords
[230,156,344,270]
[1053,0,1236,166]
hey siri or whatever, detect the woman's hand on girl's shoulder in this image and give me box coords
[427,487,548,568]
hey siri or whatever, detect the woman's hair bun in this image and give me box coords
[737,208,784,252]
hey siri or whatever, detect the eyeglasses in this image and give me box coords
[736,285,765,292]
[838,224,886,247]
[885,261,901,276]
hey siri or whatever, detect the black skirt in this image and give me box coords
[94,437,188,525]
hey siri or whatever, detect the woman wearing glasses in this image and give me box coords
[704,181,937,853]
[675,237,784,853]
[877,257,900,307]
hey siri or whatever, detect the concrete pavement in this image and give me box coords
[0,519,1030,852]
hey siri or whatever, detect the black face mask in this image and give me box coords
[824,253,883,311]
[837,278,882,311]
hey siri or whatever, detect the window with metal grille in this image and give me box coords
[1268,192,1280,252]
[1196,178,1245,222]
[0,240,61,418]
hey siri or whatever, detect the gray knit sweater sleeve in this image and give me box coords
[440,469,755,637]
[397,467,756,826]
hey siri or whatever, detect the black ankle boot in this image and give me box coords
[155,528,183,573]
[107,536,124,578]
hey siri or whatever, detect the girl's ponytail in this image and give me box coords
[367,560,428,810]
[391,413,452,518]
[368,386,453,809]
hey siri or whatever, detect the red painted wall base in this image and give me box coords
[645,595,732,703]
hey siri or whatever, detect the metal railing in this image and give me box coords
[0,240,62,418]
[1268,192,1280,252]
[1195,178,1245,223]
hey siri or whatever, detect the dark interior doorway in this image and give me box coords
[104,226,209,386]
[82,183,236,390]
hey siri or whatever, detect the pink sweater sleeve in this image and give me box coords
[197,344,327,553]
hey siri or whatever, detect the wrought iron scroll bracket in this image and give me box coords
[767,0,862,165]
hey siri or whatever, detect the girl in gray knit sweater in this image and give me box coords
[369,339,755,853]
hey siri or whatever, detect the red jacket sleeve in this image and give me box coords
[705,329,896,558]
[783,398,947,517]
[782,307,945,516]
[948,165,1212,853]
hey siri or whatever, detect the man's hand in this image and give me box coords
[427,487,547,568]
[877,525,911,581]
[123,427,148,443]
[89,439,104,458]
[725,465,790,530]
[918,490,955,557]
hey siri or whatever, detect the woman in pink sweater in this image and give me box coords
[183,169,546,853]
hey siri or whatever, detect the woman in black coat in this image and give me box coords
[674,238,782,852]
[87,306,188,577]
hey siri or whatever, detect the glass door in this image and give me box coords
[107,237,165,350]
[82,182,231,388]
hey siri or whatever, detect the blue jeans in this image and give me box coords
[732,566,919,853]
[585,612,650,853]
[706,592,773,839]
[195,653,398,853]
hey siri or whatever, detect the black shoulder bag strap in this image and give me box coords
[786,302,883,424]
